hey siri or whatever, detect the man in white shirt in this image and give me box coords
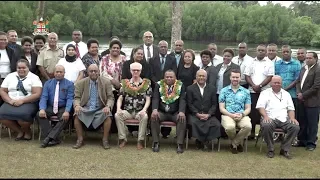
[63,30,87,59]
[256,75,300,159]
[266,43,281,63]
[244,44,274,140]
[195,43,223,67]
[140,31,159,63]
[232,42,254,88]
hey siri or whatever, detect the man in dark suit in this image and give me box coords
[139,31,159,63]
[151,70,186,153]
[7,30,22,54]
[295,52,320,151]
[169,40,184,69]
[187,69,221,151]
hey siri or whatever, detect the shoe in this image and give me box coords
[48,139,61,146]
[280,149,292,159]
[177,144,184,154]
[72,139,84,149]
[306,147,316,151]
[119,139,126,148]
[40,137,50,148]
[137,141,144,150]
[248,135,255,141]
[102,140,110,149]
[237,144,244,153]
[196,139,204,150]
[15,133,25,141]
[152,142,160,152]
[266,151,275,158]
[230,145,238,154]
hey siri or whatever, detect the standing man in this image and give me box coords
[219,69,252,154]
[232,42,254,88]
[256,76,300,159]
[296,48,306,67]
[295,52,320,151]
[63,30,87,59]
[244,44,274,140]
[73,64,114,149]
[169,40,184,69]
[140,31,159,63]
[7,30,22,54]
[37,32,64,83]
[38,65,74,148]
[266,43,281,63]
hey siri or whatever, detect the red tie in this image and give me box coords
[75,43,80,58]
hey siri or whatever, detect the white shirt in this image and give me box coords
[243,57,274,93]
[143,44,154,62]
[301,64,316,89]
[1,72,42,100]
[266,56,281,63]
[63,41,87,59]
[0,49,11,78]
[256,88,295,122]
[197,83,206,96]
[194,55,223,67]
[57,58,86,83]
[232,54,254,85]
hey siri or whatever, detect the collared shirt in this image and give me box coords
[57,58,86,83]
[159,54,167,71]
[217,62,231,94]
[256,88,295,122]
[81,52,102,77]
[244,57,274,93]
[143,44,154,61]
[266,56,281,63]
[0,49,11,78]
[194,55,223,67]
[39,78,74,112]
[1,72,42,100]
[84,80,101,110]
[63,41,87,59]
[219,85,251,113]
[174,52,182,68]
[197,83,206,96]
[301,63,317,89]
[232,54,254,85]
[275,58,301,98]
[36,45,64,74]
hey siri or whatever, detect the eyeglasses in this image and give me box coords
[89,70,98,73]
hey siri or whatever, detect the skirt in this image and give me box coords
[78,107,111,129]
[0,102,38,122]
[189,115,221,142]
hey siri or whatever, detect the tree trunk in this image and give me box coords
[170,1,183,51]
[36,1,45,22]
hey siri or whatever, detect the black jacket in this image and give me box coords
[149,54,177,83]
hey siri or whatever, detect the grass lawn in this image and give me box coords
[0,126,319,178]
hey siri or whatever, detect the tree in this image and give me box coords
[170,1,183,51]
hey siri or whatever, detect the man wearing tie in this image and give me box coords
[169,40,184,69]
[63,30,87,59]
[38,65,74,148]
[140,31,159,63]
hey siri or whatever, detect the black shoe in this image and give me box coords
[267,151,275,158]
[237,144,244,153]
[152,142,159,152]
[177,144,184,154]
[280,149,292,159]
[306,146,316,151]
[196,139,204,150]
[230,145,238,154]
[248,135,255,141]
[48,139,61,146]
[292,142,306,147]
[40,137,50,148]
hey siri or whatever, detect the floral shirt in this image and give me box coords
[100,54,126,81]
[81,53,102,77]
[219,85,251,113]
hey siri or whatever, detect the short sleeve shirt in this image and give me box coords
[219,85,251,113]
[37,45,64,74]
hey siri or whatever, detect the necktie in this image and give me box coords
[75,43,80,58]
[53,81,60,114]
[161,56,165,71]
[147,46,151,61]
[16,76,28,96]
[168,85,173,95]
[89,82,98,110]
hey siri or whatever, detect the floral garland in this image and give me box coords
[158,80,182,104]
[121,78,150,96]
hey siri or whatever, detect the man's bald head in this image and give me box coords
[54,65,65,80]
[55,65,65,72]
[143,31,154,46]
[196,69,207,85]
[271,75,282,92]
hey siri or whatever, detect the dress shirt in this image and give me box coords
[197,83,206,96]
[143,44,154,61]
[63,41,87,59]
[301,64,317,89]
[232,54,254,85]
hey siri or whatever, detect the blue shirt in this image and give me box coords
[39,78,74,112]
[275,58,301,98]
[219,85,251,113]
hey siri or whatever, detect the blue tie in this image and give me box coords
[89,82,97,110]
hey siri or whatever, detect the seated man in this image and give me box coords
[256,75,300,159]
[38,65,74,148]
[219,69,252,154]
[151,70,186,153]
[186,69,221,151]
[73,64,114,149]
[115,62,152,150]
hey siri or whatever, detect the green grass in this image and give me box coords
[0,126,319,178]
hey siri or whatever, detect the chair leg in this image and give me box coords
[8,128,11,139]
[260,138,263,152]
[185,129,189,150]
[38,127,41,141]
[211,139,214,152]
[217,138,221,152]
[144,131,147,148]
[32,119,35,140]
[255,128,262,147]
[0,123,2,140]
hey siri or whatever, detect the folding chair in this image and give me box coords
[255,127,286,152]
[117,119,147,148]
[0,123,12,139]
[159,121,189,146]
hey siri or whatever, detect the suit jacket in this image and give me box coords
[152,82,186,114]
[207,65,218,87]
[12,50,39,75]
[139,44,159,62]
[169,51,184,69]
[149,54,177,83]
[2,47,15,73]
[74,76,114,110]
[296,64,320,107]
[121,59,151,80]
[187,83,217,116]
[215,62,240,88]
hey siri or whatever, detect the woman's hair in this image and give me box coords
[87,38,99,49]
[222,48,235,57]
[200,49,213,59]
[183,49,195,61]
[33,35,46,44]
[130,47,144,60]
[21,36,33,45]
[17,59,30,69]
[109,39,122,49]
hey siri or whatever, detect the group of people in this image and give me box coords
[0,29,319,159]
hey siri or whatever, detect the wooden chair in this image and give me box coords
[117,119,147,148]
[255,127,286,152]
[0,123,12,139]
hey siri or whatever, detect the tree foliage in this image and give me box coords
[1,1,320,46]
